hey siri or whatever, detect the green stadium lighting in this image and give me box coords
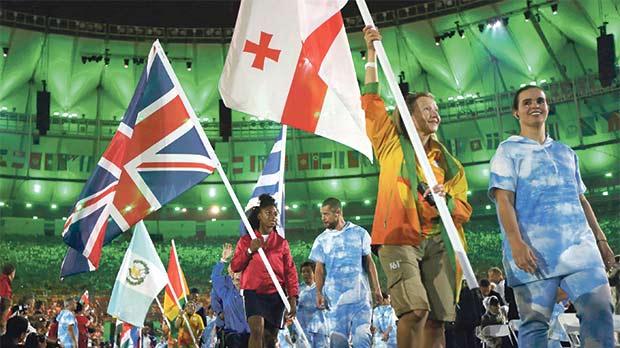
[174,206,181,211]
[221,206,228,211]
[33,183,41,193]
[62,217,67,221]
[285,205,290,210]
[355,216,360,221]
[292,204,299,209]
[209,188,216,198]
[485,204,492,210]
[26,202,32,208]
[0,202,5,207]
[32,216,38,220]
[467,190,472,196]
[605,172,612,178]
[211,218,217,222]
[317,203,322,208]
[181,208,187,213]
[51,203,58,209]
[602,191,609,196]
[364,199,371,205]
[341,201,346,206]
[210,205,220,214]
[197,206,204,211]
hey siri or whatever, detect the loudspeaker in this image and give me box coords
[597,32,616,87]
[219,99,232,142]
[44,221,55,236]
[196,222,206,240]
[399,82,410,97]
[36,91,51,135]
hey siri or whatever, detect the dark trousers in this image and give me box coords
[224,332,249,348]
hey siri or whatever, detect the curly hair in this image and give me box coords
[2,263,15,275]
[247,194,277,230]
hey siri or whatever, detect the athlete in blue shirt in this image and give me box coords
[372,293,397,348]
[310,197,382,348]
[489,86,614,347]
[296,261,329,348]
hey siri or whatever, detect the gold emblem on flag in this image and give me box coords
[126,259,150,286]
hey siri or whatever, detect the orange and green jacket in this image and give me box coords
[362,84,472,247]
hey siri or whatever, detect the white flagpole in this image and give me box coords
[277,125,288,237]
[355,0,478,290]
[148,40,307,347]
[276,126,310,347]
[154,297,172,333]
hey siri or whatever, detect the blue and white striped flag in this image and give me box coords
[241,126,287,238]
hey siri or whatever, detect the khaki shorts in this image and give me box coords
[378,235,456,322]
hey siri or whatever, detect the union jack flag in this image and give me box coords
[61,40,215,277]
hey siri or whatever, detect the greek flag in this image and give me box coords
[241,126,287,238]
[107,221,168,327]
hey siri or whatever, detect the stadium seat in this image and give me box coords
[558,313,620,347]
[476,324,514,348]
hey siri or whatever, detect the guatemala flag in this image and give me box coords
[240,126,287,238]
[107,221,168,327]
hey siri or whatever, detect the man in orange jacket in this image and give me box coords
[362,27,472,348]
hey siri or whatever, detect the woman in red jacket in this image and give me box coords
[231,194,298,348]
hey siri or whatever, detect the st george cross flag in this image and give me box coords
[61,40,215,277]
[163,240,190,321]
[219,0,373,161]
[240,127,286,238]
[108,221,168,327]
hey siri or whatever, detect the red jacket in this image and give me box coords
[76,315,89,348]
[231,230,299,297]
[0,274,12,299]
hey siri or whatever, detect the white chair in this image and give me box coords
[558,313,581,347]
[508,319,521,332]
[614,314,620,347]
[476,324,514,348]
[507,319,520,344]
[557,313,620,347]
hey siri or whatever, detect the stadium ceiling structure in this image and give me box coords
[0,0,618,224]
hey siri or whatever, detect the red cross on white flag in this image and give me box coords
[219,0,373,160]
[243,31,281,70]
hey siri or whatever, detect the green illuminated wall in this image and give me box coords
[0,0,619,238]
